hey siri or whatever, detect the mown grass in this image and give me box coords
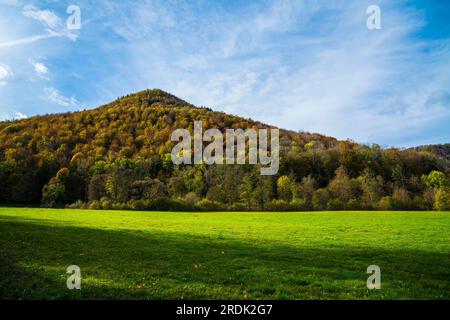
[0,208,449,299]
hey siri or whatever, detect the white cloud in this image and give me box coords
[44,87,78,108]
[29,59,49,79]
[102,0,449,146]
[0,111,27,121]
[0,5,79,48]
[22,5,61,29]
[0,33,58,49]
[0,63,12,85]
[13,112,27,120]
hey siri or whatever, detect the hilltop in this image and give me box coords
[101,89,197,109]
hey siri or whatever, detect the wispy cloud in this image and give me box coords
[0,63,12,85]
[0,4,78,48]
[13,111,27,120]
[0,0,448,147]
[22,5,61,29]
[0,111,27,121]
[0,32,59,49]
[99,0,448,147]
[29,59,49,80]
[44,87,78,108]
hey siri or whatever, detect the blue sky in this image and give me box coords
[0,0,449,147]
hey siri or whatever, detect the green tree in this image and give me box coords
[277,175,294,202]
[391,187,412,209]
[130,178,167,200]
[168,176,186,197]
[434,188,450,211]
[312,188,331,211]
[422,171,449,189]
[105,169,133,202]
[298,176,316,209]
[328,167,355,205]
[356,170,384,209]
[41,177,66,207]
[240,173,257,210]
[88,174,108,202]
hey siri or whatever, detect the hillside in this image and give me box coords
[0,89,449,211]
[409,144,450,161]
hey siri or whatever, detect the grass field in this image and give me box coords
[0,208,449,299]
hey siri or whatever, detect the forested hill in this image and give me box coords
[409,144,450,161]
[0,89,449,211]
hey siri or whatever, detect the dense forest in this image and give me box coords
[0,89,449,211]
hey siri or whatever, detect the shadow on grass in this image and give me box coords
[0,217,449,299]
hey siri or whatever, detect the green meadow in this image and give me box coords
[0,208,449,299]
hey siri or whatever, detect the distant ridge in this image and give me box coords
[409,144,450,161]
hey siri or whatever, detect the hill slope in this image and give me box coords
[0,89,448,210]
[409,144,450,161]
